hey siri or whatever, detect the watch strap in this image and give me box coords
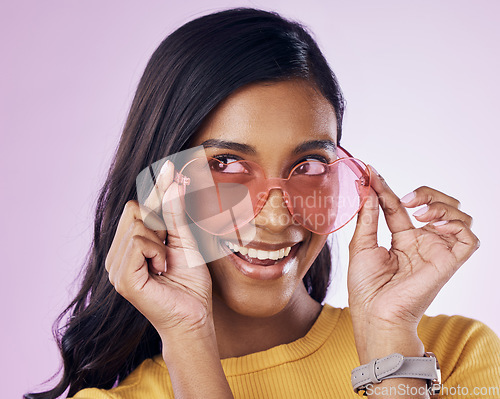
[351,353,440,393]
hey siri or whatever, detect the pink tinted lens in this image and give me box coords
[180,157,370,235]
[285,158,370,234]
[180,158,261,235]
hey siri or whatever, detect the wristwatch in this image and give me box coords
[351,352,441,397]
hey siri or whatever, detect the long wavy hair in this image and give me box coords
[25,7,346,398]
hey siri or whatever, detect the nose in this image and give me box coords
[253,188,296,233]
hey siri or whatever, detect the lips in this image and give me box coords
[232,250,278,266]
[218,238,302,280]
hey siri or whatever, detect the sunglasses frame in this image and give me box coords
[173,145,371,235]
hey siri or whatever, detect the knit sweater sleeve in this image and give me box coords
[67,357,175,399]
[418,314,500,399]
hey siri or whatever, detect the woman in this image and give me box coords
[26,7,499,399]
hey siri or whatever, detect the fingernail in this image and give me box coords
[400,191,416,204]
[412,205,429,217]
[160,159,171,175]
[476,239,481,249]
[432,220,448,226]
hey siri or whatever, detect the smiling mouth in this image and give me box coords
[219,239,300,266]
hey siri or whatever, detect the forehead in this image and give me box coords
[190,79,338,149]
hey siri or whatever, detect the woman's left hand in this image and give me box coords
[348,165,480,362]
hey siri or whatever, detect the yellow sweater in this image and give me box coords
[70,304,500,398]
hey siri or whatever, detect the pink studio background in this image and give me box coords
[2,1,499,397]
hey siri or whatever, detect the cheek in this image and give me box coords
[300,234,328,275]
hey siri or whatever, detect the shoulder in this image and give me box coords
[417,312,500,360]
[67,357,173,399]
[417,313,500,396]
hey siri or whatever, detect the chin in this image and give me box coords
[212,274,300,318]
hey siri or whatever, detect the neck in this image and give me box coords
[213,284,323,359]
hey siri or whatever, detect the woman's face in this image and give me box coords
[188,79,338,317]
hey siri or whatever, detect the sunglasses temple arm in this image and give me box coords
[338,145,370,184]
[336,145,353,158]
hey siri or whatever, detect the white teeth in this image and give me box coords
[269,250,280,260]
[224,241,294,261]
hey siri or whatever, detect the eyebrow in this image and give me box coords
[201,139,337,155]
[201,139,257,154]
[291,139,337,155]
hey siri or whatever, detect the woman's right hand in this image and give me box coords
[105,159,213,339]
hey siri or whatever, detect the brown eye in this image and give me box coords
[209,157,249,174]
[292,160,327,176]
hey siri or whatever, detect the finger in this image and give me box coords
[111,235,167,295]
[431,219,480,267]
[106,201,166,275]
[162,181,205,268]
[106,200,140,274]
[412,201,473,228]
[369,165,414,234]
[126,218,168,275]
[125,200,167,243]
[139,203,168,238]
[143,159,175,217]
[400,186,461,210]
[349,183,380,254]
